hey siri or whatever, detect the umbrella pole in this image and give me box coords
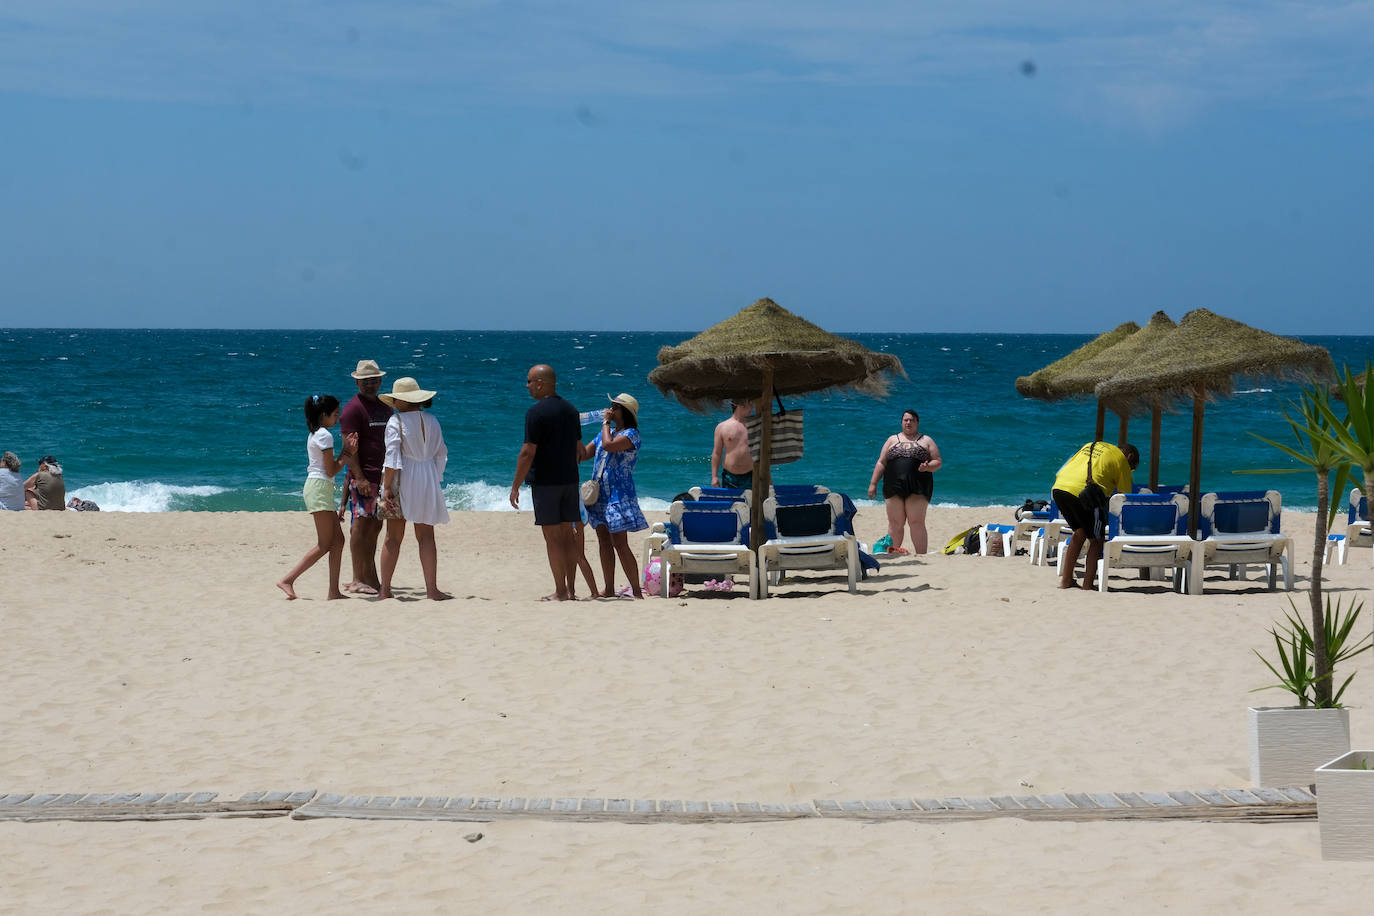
[1149,404,1162,491]
[1116,411,1129,447]
[750,366,775,553]
[1095,401,1106,442]
[1187,385,1204,538]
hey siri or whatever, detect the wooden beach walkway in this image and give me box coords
[0,786,1317,825]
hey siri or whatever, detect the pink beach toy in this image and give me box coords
[642,558,684,597]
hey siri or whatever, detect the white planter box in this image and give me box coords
[1315,750,1374,861]
[1247,706,1350,787]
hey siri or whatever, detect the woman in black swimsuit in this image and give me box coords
[867,410,943,555]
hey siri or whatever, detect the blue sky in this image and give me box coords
[2,1,1372,332]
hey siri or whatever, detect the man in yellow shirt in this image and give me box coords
[1051,441,1139,590]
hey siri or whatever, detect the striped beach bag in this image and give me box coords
[746,399,804,466]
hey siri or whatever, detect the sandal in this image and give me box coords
[886,546,910,556]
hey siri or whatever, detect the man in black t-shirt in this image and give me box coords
[510,364,583,600]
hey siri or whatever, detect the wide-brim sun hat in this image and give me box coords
[351,359,386,379]
[608,392,639,423]
[380,377,438,407]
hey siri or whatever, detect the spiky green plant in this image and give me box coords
[1244,386,1354,706]
[1253,596,1373,708]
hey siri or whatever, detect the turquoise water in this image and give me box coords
[3,328,1371,512]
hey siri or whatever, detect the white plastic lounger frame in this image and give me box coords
[1099,493,1196,594]
[1194,490,1293,593]
[757,493,858,598]
[1323,488,1372,567]
[653,501,759,600]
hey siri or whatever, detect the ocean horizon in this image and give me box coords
[4,327,1372,515]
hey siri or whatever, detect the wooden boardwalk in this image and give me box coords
[0,786,1317,824]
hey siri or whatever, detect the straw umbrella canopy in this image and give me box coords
[1095,308,1335,537]
[649,297,906,550]
[1011,321,1137,406]
[1015,321,1140,442]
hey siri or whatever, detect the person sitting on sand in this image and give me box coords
[711,400,755,490]
[277,395,357,600]
[24,455,66,511]
[0,452,24,511]
[1051,441,1138,591]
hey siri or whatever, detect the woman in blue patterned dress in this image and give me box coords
[578,393,648,598]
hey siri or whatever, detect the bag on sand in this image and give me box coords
[944,526,980,555]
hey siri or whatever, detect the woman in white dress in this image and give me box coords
[377,377,452,600]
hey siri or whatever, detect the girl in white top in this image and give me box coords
[277,394,357,600]
[377,377,452,600]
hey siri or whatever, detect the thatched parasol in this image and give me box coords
[649,297,906,552]
[1053,311,1179,488]
[1014,320,1141,447]
[1015,320,1138,406]
[650,298,904,410]
[1095,308,1335,536]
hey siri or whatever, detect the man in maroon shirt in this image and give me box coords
[341,359,394,595]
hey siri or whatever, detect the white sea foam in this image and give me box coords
[445,480,670,512]
[1236,387,1274,395]
[70,481,229,512]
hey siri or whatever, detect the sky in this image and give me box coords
[2,1,1372,333]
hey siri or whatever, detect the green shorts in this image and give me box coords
[303,477,336,513]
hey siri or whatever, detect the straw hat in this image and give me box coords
[380,377,437,407]
[351,359,386,379]
[608,392,639,423]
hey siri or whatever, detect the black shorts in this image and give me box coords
[1053,488,1107,541]
[532,484,580,526]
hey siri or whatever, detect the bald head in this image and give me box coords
[526,364,556,399]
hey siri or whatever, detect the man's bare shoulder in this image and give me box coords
[716,416,748,433]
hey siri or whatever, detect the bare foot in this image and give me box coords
[344,582,379,596]
[1057,580,1075,590]
[277,581,298,599]
[378,589,394,599]
[427,590,453,600]
[1080,582,1096,591]
[327,589,345,600]
[540,593,571,601]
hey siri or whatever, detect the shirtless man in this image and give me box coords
[711,401,756,490]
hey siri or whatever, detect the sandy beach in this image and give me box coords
[3,505,1372,912]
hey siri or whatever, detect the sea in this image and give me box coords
[3,329,1371,515]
